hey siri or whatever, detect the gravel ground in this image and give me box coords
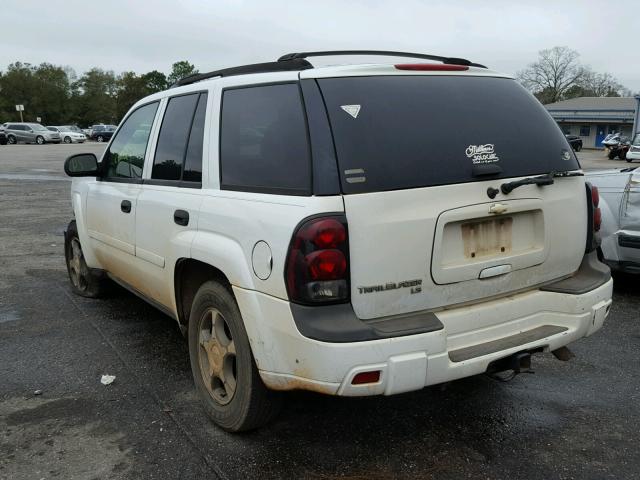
[0,144,638,480]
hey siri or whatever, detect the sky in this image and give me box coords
[1,0,639,93]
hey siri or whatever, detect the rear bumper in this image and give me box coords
[235,274,613,397]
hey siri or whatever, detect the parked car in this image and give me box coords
[4,122,61,144]
[0,129,6,145]
[89,124,117,142]
[62,50,613,432]
[625,134,640,163]
[47,126,87,144]
[586,167,640,273]
[607,136,630,160]
[565,134,582,152]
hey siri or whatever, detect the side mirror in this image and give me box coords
[64,153,99,177]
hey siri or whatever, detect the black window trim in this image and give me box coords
[148,90,208,189]
[99,100,160,183]
[218,80,313,197]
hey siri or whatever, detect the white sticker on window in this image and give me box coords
[465,144,500,164]
[340,105,361,119]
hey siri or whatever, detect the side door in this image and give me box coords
[619,168,640,265]
[14,125,27,143]
[85,101,160,284]
[134,92,209,309]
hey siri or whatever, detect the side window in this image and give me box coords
[219,83,311,195]
[151,92,207,183]
[104,102,158,179]
[183,93,207,182]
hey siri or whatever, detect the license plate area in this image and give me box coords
[431,203,547,285]
[461,217,513,260]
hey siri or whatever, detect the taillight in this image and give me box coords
[585,182,601,253]
[591,184,601,232]
[285,215,350,304]
[394,63,469,71]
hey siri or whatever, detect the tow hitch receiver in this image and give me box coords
[486,350,537,382]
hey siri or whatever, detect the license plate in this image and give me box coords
[461,217,513,259]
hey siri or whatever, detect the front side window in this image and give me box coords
[219,83,311,195]
[104,102,158,179]
[151,92,207,183]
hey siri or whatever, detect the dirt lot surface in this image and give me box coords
[1,144,639,479]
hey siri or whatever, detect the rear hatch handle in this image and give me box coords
[500,171,583,195]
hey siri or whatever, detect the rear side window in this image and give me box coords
[219,83,311,195]
[317,76,580,194]
[152,92,207,183]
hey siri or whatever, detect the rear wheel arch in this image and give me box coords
[174,258,232,330]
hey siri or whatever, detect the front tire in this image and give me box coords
[7,135,16,144]
[96,135,104,143]
[188,281,282,432]
[64,136,72,144]
[36,136,45,145]
[64,220,108,298]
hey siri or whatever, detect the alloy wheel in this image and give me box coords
[197,308,237,405]
[68,238,88,291]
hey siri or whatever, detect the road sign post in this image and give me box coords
[15,105,24,122]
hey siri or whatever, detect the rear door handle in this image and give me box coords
[121,200,132,213]
[174,209,189,226]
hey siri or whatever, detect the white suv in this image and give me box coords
[63,51,613,432]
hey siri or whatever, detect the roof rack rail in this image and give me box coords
[171,50,486,88]
[171,58,313,88]
[278,50,487,69]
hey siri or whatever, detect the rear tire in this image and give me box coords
[64,136,72,144]
[96,135,104,143]
[36,136,44,145]
[188,281,282,432]
[64,220,108,298]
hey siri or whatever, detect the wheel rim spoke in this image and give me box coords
[197,308,237,405]
[69,240,86,289]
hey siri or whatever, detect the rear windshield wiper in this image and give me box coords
[500,171,583,195]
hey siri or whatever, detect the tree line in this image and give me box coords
[0,47,634,127]
[518,46,634,104]
[0,61,198,126]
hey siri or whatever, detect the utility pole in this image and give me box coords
[633,95,640,138]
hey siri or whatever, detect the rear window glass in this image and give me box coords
[219,83,311,195]
[317,76,579,194]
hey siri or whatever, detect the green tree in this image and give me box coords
[72,68,118,126]
[143,70,167,92]
[167,61,198,86]
[115,71,148,120]
[0,62,37,122]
